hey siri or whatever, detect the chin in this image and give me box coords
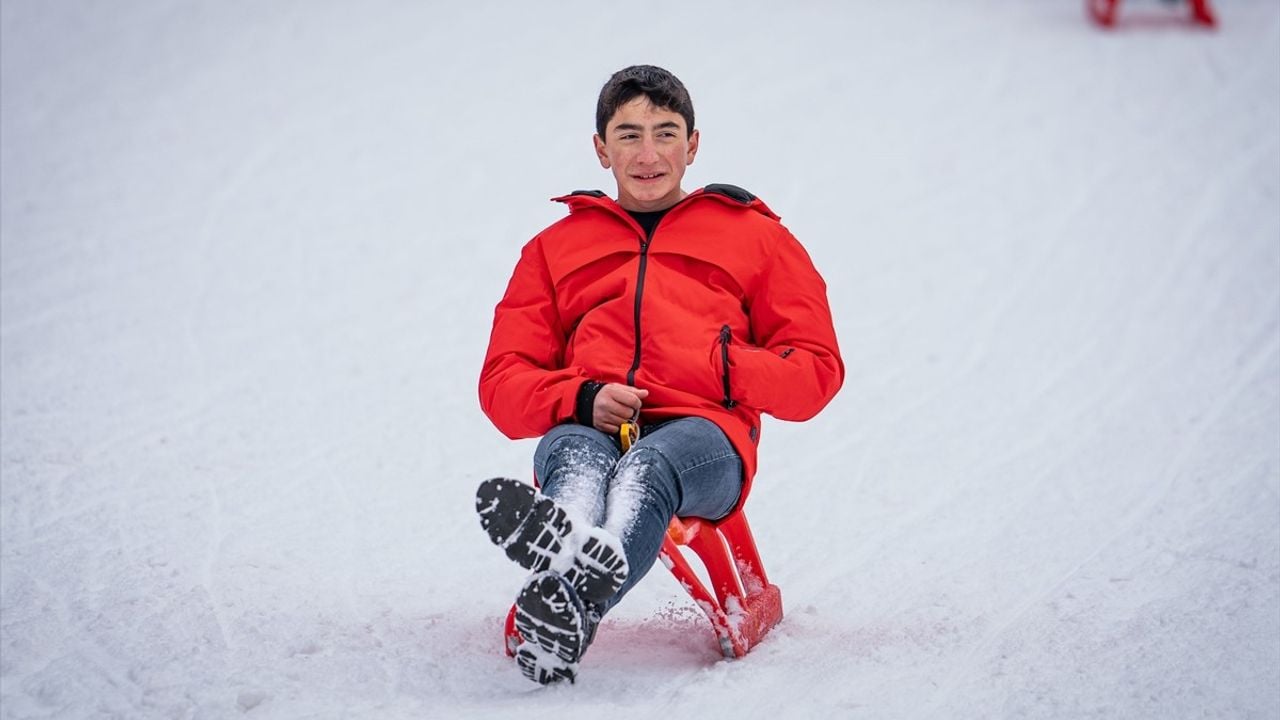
[633,185,674,204]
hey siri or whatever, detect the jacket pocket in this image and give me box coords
[719,324,737,409]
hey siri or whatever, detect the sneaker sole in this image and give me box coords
[562,527,628,605]
[476,478,572,573]
[514,644,576,685]
[476,479,629,604]
[514,571,586,665]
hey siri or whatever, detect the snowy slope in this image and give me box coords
[2,1,1278,718]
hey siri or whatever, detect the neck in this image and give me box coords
[617,188,687,213]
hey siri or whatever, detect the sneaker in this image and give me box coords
[514,571,588,669]
[562,526,628,605]
[475,478,629,604]
[475,478,572,574]
[511,576,607,685]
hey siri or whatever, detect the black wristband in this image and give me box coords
[575,380,605,426]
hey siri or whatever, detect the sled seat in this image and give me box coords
[502,508,783,660]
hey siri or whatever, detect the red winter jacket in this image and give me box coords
[478,184,844,502]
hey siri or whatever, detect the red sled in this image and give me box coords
[503,507,783,660]
[1088,0,1217,28]
[658,510,783,658]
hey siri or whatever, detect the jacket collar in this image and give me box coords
[551,186,780,224]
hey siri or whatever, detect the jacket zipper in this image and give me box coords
[719,324,736,408]
[625,226,655,387]
[622,196,695,387]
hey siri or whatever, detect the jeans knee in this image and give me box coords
[609,446,679,507]
[614,445,673,477]
[534,425,618,481]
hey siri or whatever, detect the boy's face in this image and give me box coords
[593,97,699,213]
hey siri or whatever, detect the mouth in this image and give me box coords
[631,172,666,182]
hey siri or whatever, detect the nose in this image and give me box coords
[637,137,660,163]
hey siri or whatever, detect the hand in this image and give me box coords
[593,383,649,434]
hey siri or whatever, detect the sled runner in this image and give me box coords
[503,508,782,660]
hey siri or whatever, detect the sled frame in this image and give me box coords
[658,510,784,658]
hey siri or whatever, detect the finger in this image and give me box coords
[604,384,642,402]
[593,407,617,427]
[619,385,648,401]
[594,391,625,415]
[595,402,630,425]
[607,386,637,404]
[607,398,637,417]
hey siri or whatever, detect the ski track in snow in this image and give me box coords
[2,1,1278,718]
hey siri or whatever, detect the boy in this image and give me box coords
[477,65,843,684]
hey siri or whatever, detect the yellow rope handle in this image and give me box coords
[620,421,639,452]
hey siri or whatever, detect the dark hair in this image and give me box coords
[595,65,695,139]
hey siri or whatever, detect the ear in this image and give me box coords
[685,129,700,165]
[593,134,611,169]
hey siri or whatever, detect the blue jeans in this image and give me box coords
[532,417,744,615]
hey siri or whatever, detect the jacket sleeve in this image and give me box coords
[728,228,844,421]
[478,236,586,438]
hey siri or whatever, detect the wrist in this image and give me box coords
[575,380,605,426]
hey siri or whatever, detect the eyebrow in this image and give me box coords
[613,121,682,133]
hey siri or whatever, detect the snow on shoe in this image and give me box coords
[475,478,572,573]
[515,643,577,685]
[476,478,627,604]
[561,526,628,605]
[514,571,587,666]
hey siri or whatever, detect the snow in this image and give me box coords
[2,0,1278,718]
[537,439,613,530]
[602,451,659,547]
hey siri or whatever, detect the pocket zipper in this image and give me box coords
[719,325,736,409]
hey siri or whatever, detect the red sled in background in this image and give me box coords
[504,507,783,660]
[1089,0,1217,28]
